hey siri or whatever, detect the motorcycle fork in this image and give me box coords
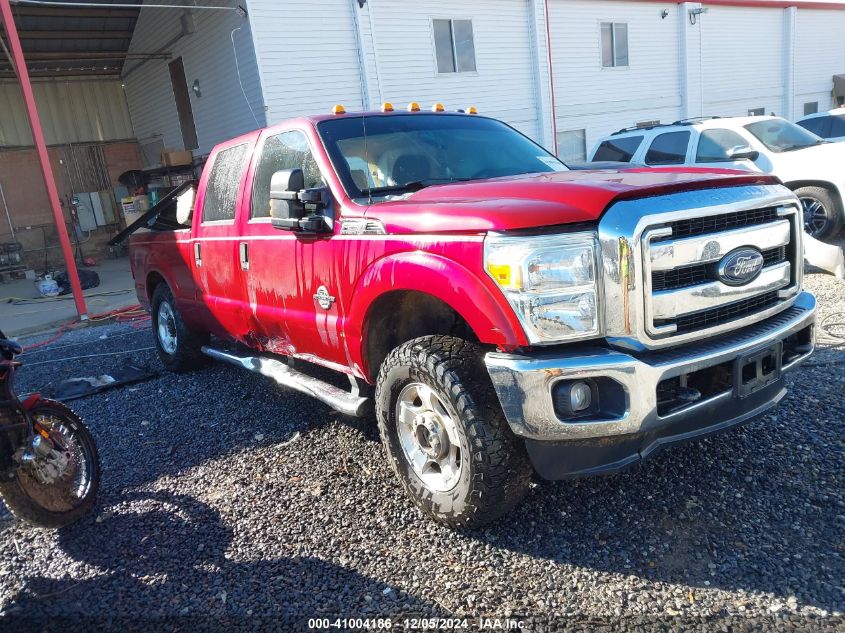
[0,363,38,479]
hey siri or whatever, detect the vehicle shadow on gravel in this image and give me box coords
[17,346,380,487]
[476,350,845,613]
[3,491,442,626]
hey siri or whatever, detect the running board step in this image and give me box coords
[201,346,369,417]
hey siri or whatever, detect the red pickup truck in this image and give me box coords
[129,108,816,527]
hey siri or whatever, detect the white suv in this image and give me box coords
[588,116,845,239]
[796,108,845,143]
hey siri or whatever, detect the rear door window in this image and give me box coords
[797,116,829,137]
[592,135,643,162]
[829,115,845,137]
[695,129,749,162]
[202,143,249,222]
[251,131,324,218]
[645,131,691,165]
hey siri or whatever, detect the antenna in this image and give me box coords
[362,112,372,205]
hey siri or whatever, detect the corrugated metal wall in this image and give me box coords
[0,78,134,147]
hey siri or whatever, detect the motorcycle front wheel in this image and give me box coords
[0,400,100,528]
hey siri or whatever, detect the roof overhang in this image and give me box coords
[0,0,141,78]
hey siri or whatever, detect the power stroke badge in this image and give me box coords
[313,286,336,310]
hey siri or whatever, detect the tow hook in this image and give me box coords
[657,386,702,415]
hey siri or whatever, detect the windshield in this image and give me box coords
[317,114,566,201]
[744,118,825,152]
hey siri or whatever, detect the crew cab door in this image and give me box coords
[236,128,347,367]
[191,136,256,341]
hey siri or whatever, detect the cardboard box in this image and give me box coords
[161,149,193,167]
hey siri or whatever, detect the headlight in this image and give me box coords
[485,231,601,344]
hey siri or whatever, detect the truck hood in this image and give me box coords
[364,168,778,233]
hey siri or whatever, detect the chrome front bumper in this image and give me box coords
[485,291,816,444]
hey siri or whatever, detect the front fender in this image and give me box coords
[21,393,41,410]
[344,251,527,372]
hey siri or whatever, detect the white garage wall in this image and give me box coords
[123,0,265,160]
[359,0,541,141]
[794,9,845,115]
[247,0,366,124]
[700,5,785,117]
[121,0,845,161]
[548,0,683,154]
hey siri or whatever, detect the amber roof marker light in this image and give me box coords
[432,103,445,112]
[467,106,478,115]
[332,104,346,115]
[407,102,421,112]
[381,102,394,112]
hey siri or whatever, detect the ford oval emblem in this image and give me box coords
[718,247,764,286]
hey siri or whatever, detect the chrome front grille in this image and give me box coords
[651,246,787,292]
[644,206,800,340]
[654,290,780,333]
[598,184,804,351]
[662,205,780,238]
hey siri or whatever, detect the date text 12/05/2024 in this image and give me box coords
[307,617,526,630]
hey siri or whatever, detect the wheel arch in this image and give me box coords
[783,180,844,215]
[146,270,168,304]
[345,252,527,381]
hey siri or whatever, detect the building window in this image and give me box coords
[748,107,765,116]
[556,129,587,162]
[433,19,476,73]
[803,102,819,116]
[601,22,628,67]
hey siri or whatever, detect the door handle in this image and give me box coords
[239,242,249,271]
[194,242,202,267]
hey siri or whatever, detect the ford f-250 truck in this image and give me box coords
[128,107,816,527]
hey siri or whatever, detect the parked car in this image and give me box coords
[796,107,845,143]
[589,116,845,239]
[126,107,816,527]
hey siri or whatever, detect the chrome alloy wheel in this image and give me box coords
[800,195,830,237]
[157,300,178,354]
[395,383,463,492]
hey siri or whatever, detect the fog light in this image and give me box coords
[553,380,595,419]
[569,381,592,411]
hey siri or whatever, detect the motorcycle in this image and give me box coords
[0,330,99,528]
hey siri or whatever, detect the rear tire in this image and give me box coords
[795,186,843,240]
[0,400,99,529]
[375,335,532,528]
[151,284,209,372]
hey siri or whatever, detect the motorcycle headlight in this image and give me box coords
[485,231,602,344]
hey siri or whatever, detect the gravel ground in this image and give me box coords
[0,268,843,631]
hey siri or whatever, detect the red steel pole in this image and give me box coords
[0,0,87,320]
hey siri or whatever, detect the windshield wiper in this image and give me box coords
[780,139,830,152]
[360,178,472,197]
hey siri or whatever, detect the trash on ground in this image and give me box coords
[49,362,158,401]
[55,269,100,295]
